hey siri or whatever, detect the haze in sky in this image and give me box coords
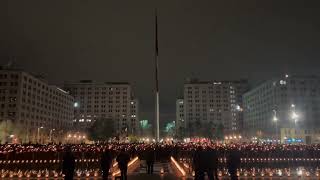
[1,0,320,127]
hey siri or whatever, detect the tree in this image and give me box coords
[139,120,152,137]
[215,123,224,140]
[176,126,186,139]
[0,120,27,143]
[164,121,176,137]
[202,121,214,139]
[127,135,139,143]
[195,120,202,136]
[87,118,114,141]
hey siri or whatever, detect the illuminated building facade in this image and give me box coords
[183,79,248,137]
[243,75,320,139]
[280,128,320,144]
[176,99,185,138]
[0,68,74,143]
[64,81,139,136]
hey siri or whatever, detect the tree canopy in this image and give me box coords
[87,118,114,141]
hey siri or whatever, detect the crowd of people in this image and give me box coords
[0,142,320,179]
[2,142,320,160]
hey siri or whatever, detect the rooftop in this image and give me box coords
[184,78,248,85]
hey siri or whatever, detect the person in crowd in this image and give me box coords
[116,148,130,180]
[62,146,75,180]
[145,147,155,174]
[193,146,205,180]
[101,148,113,180]
[204,147,218,180]
[3,142,320,179]
[227,149,241,180]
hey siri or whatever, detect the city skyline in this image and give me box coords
[1,0,320,126]
[2,1,320,179]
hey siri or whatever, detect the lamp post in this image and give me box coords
[37,126,43,144]
[3,119,7,143]
[291,104,298,126]
[25,125,29,144]
[291,104,299,142]
[49,129,55,143]
[273,110,278,142]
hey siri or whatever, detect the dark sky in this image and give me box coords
[1,0,320,128]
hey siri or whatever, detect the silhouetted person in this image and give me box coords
[205,148,218,180]
[101,149,113,180]
[145,147,155,174]
[116,149,130,180]
[62,146,75,180]
[227,149,241,180]
[193,146,204,180]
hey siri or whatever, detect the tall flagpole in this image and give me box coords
[155,9,160,142]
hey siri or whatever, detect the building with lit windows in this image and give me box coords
[183,79,248,137]
[280,128,320,144]
[0,68,74,143]
[243,75,320,141]
[176,99,185,138]
[64,81,139,136]
[130,99,139,135]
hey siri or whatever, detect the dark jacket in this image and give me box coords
[101,150,113,170]
[193,147,204,171]
[227,150,241,170]
[116,151,130,169]
[145,148,155,163]
[62,152,75,175]
[205,149,218,170]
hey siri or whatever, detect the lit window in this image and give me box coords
[280,80,286,85]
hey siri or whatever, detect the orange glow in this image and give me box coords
[170,156,186,177]
[113,162,118,167]
[183,163,190,169]
[112,157,139,177]
[112,169,121,177]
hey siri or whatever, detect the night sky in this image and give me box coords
[1,0,320,128]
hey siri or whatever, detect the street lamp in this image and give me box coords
[37,126,44,144]
[273,110,279,142]
[291,104,298,126]
[74,102,79,108]
[49,129,55,143]
[290,104,299,142]
[291,111,299,133]
[292,112,298,120]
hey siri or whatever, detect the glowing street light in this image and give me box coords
[74,102,79,108]
[291,112,298,120]
[273,110,279,141]
[290,104,299,128]
[37,126,44,143]
[49,129,55,142]
[273,116,278,122]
